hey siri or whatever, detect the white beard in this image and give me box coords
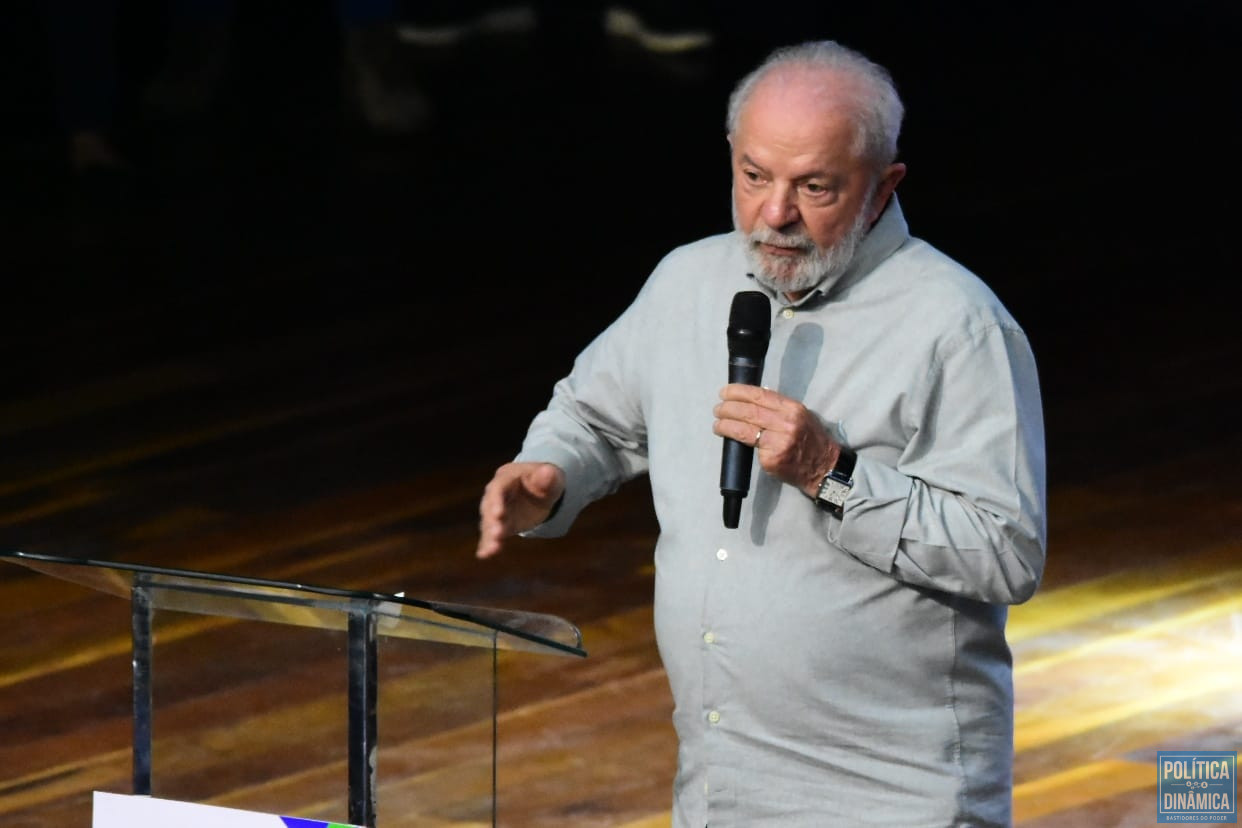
[735,199,873,295]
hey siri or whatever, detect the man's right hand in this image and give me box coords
[476,462,566,559]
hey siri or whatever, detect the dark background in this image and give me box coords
[1,1,1238,560]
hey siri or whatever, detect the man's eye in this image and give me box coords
[803,182,827,195]
[742,169,762,183]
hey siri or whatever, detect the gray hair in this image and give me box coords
[726,41,905,169]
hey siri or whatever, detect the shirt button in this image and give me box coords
[781,307,795,319]
[716,548,728,561]
[703,631,715,644]
[708,710,721,724]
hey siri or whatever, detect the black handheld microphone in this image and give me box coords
[720,290,772,528]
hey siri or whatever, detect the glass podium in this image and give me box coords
[1,550,586,827]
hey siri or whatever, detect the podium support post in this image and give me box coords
[347,608,379,828]
[131,578,154,797]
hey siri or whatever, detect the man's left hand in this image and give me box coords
[713,384,841,498]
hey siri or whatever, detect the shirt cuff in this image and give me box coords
[512,444,595,538]
[831,452,911,573]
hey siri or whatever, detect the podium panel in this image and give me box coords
[5,551,585,827]
[143,616,499,823]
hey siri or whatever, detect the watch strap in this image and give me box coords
[831,446,857,482]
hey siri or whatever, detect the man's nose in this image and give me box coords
[761,185,800,230]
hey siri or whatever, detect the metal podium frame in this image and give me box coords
[2,550,586,827]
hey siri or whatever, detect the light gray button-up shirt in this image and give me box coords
[517,198,1047,827]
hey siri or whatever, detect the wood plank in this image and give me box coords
[1014,759,1154,821]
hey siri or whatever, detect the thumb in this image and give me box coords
[525,463,564,501]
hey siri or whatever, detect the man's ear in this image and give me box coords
[869,162,907,224]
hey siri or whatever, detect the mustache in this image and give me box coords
[747,224,814,252]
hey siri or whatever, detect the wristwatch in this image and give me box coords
[814,446,857,518]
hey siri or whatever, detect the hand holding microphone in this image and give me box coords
[714,292,843,527]
[714,384,841,500]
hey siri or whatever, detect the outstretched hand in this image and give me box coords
[476,462,566,559]
[713,384,841,497]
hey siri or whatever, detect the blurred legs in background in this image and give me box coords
[42,0,126,174]
[396,1,715,55]
[143,0,431,134]
[602,3,714,54]
[341,0,432,133]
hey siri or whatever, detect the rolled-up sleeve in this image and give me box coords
[834,322,1047,604]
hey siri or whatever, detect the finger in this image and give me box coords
[476,507,505,559]
[476,537,498,559]
[721,384,803,418]
[478,484,507,524]
[478,490,520,555]
[476,469,521,558]
[719,383,770,404]
[713,417,769,447]
[476,510,501,558]
[477,533,504,559]
[714,398,769,425]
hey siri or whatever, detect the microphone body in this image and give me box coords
[720,291,771,528]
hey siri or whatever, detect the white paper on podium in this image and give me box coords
[92,791,362,828]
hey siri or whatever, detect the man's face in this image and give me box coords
[730,69,903,297]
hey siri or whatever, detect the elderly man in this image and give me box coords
[477,40,1046,827]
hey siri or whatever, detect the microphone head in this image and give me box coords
[727,291,771,360]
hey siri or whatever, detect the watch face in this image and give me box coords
[817,478,850,506]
